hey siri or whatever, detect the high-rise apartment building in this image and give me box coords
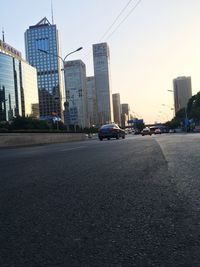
[25,17,64,120]
[0,39,39,122]
[93,43,113,125]
[173,76,192,113]
[86,76,97,127]
[64,60,88,129]
[112,93,121,126]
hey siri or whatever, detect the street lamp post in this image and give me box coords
[158,110,169,122]
[38,47,83,66]
[38,47,83,131]
[162,104,174,110]
[162,103,175,118]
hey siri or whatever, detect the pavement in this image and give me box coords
[0,134,200,266]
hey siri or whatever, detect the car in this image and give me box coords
[98,124,126,141]
[124,129,129,135]
[141,127,152,136]
[134,129,141,135]
[127,129,131,134]
[154,128,161,134]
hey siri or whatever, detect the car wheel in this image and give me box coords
[107,137,110,140]
[99,137,103,141]
[116,134,119,139]
[122,135,125,139]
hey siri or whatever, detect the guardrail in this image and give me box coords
[0,133,87,148]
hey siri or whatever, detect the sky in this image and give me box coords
[1,0,200,123]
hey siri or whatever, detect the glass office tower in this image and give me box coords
[0,52,39,122]
[25,17,64,120]
[86,76,97,127]
[20,61,39,118]
[112,93,121,126]
[64,60,88,128]
[93,43,113,125]
[0,52,22,122]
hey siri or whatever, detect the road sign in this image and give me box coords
[128,119,144,124]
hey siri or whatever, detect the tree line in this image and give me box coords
[0,116,98,133]
[165,91,200,130]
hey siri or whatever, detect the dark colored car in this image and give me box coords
[98,124,126,141]
[134,129,141,135]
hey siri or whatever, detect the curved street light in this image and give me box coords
[38,47,83,131]
[63,47,83,62]
[162,104,174,110]
[38,47,83,65]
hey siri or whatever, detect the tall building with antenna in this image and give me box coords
[93,42,113,125]
[25,17,64,120]
[51,0,54,24]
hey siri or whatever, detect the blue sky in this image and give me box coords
[1,0,200,123]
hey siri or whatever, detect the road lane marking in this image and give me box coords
[60,146,86,152]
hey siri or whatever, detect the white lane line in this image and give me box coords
[60,146,86,152]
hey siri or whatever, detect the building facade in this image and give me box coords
[112,93,121,126]
[20,61,39,118]
[86,76,97,127]
[93,43,113,125]
[0,40,39,123]
[121,103,130,128]
[64,60,88,129]
[25,17,64,120]
[173,76,192,113]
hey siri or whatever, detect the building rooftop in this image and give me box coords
[29,17,54,29]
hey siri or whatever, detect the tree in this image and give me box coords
[11,116,50,130]
[135,121,145,131]
[166,91,200,129]
[187,92,200,122]
[165,119,180,129]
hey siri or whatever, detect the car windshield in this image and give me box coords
[101,124,118,128]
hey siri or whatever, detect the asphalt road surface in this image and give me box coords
[1,134,200,267]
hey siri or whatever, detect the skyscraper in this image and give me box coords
[64,60,88,129]
[20,61,39,118]
[121,103,130,128]
[93,43,113,125]
[173,76,192,113]
[86,76,97,127]
[112,93,121,126]
[25,17,64,120]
